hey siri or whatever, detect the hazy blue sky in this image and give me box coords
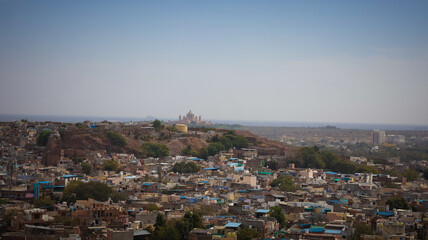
[1,1,427,125]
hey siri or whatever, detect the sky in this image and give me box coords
[0,1,428,125]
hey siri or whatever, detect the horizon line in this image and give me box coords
[0,113,427,130]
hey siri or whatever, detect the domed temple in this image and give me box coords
[172,110,211,125]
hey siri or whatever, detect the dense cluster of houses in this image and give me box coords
[1,120,428,240]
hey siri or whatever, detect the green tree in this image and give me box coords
[63,181,113,202]
[33,196,55,208]
[219,137,233,150]
[106,131,127,147]
[147,204,160,211]
[210,135,220,143]
[356,165,379,174]
[424,168,428,180]
[81,162,92,175]
[300,147,324,169]
[237,228,260,240]
[212,132,249,150]
[330,160,356,174]
[154,213,166,231]
[153,226,179,240]
[197,148,208,160]
[386,196,411,210]
[152,119,162,131]
[351,223,373,240]
[37,131,51,146]
[72,157,84,164]
[184,212,204,229]
[320,151,339,167]
[402,169,419,181]
[207,142,225,156]
[270,175,299,192]
[159,132,171,141]
[175,212,204,240]
[111,191,128,203]
[103,159,119,172]
[231,135,249,149]
[182,145,197,156]
[143,142,170,158]
[269,206,286,228]
[171,162,201,174]
[265,160,279,170]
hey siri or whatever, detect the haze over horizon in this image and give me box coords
[1,1,428,125]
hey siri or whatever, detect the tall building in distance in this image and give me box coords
[171,110,211,125]
[386,135,405,145]
[372,130,405,145]
[372,129,386,145]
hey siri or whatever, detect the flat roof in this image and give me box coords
[255,209,270,213]
[225,222,241,228]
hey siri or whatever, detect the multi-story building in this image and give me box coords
[386,135,405,145]
[372,130,386,145]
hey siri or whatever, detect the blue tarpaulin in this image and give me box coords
[302,226,324,233]
[375,211,394,216]
[62,175,77,178]
[325,229,342,234]
[203,167,218,170]
[255,209,270,214]
[225,222,241,228]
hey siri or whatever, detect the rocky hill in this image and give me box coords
[39,126,295,165]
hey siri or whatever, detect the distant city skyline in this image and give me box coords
[1,1,428,125]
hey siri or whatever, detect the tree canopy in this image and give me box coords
[197,148,208,160]
[152,212,203,240]
[154,213,166,230]
[33,196,55,208]
[386,196,411,210]
[37,131,51,146]
[292,146,378,174]
[424,168,428,180]
[143,142,170,158]
[237,228,260,240]
[207,131,249,156]
[264,160,279,170]
[171,162,201,174]
[63,180,113,202]
[182,145,195,156]
[153,226,179,240]
[269,206,286,228]
[106,131,127,147]
[103,159,119,172]
[270,175,299,192]
[175,212,204,240]
[351,223,373,240]
[207,142,225,156]
[81,162,92,175]
[152,119,162,131]
[402,169,419,181]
